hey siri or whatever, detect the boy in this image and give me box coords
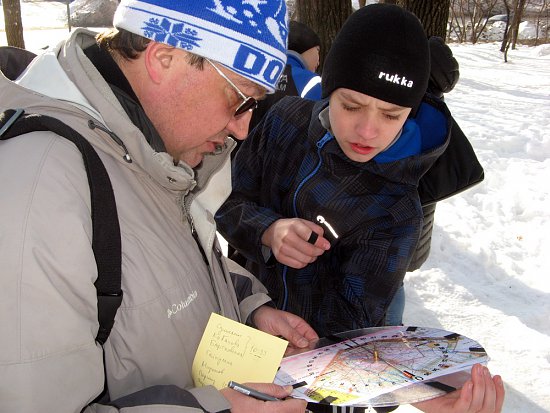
[217,4,449,336]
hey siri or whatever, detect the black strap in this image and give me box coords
[0,109,122,345]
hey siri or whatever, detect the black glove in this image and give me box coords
[427,36,460,97]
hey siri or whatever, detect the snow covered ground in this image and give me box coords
[2,2,550,412]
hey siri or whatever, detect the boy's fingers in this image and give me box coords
[306,231,318,245]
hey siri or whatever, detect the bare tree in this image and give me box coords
[449,0,468,42]
[294,0,353,72]
[511,0,527,48]
[500,0,513,56]
[500,0,530,60]
[449,0,499,44]
[533,0,549,45]
[2,0,25,48]
[469,0,499,43]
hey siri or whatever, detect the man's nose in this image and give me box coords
[226,110,253,141]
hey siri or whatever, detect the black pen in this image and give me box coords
[227,380,281,402]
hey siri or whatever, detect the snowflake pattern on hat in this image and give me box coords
[142,19,201,50]
[209,0,287,48]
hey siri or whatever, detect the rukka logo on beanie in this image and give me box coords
[113,0,288,93]
[322,4,430,110]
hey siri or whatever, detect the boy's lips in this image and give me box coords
[350,142,375,155]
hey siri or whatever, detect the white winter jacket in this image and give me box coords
[0,29,271,412]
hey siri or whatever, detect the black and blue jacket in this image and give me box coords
[216,95,452,336]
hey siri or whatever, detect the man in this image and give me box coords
[0,0,317,412]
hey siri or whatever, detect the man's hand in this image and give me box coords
[221,382,307,413]
[252,306,318,354]
[413,364,505,413]
[261,218,330,268]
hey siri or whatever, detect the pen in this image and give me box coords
[227,380,281,402]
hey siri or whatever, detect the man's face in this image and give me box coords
[328,88,412,163]
[144,49,265,168]
[301,45,320,72]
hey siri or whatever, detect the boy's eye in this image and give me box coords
[384,113,401,121]
[342,104,360,112]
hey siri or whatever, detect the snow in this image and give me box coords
[2,2,550,413]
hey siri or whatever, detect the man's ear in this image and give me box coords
[143,42,176,84]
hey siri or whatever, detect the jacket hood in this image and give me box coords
[287,50,308,70]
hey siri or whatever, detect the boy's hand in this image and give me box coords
[262,218,330,268]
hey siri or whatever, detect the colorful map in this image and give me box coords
[274,326,488,407]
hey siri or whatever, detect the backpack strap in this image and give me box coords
[0,109,122,345]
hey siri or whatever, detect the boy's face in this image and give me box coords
[328,88,412,163]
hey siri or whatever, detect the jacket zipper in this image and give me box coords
[182,194,222,313]
[281,132,333,311]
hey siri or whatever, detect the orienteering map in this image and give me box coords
[274,326,488,406]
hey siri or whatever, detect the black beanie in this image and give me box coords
[322,4,430,111]
[288,20,321,54]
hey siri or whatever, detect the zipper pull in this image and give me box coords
[316,132,333,149]
[317,215,339,239]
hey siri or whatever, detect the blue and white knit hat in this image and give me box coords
[113,0,289,93]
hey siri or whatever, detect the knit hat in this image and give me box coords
[113,0,289,93]
[322,4,429,111]
[288,21,320,54]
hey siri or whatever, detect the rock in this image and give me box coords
[69,0,118,28]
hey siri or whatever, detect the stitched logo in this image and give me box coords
[378,71,414,88]
[167,290,198,318]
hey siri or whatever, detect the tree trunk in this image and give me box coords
[399,0,450,38]
[294,0,353,73]
[511,0,527,49]
[500,0,512,53]
[3,0,25,49]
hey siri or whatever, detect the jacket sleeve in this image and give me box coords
[0,133,231,413]
[216,115,284,266]
[87,385,230,412]
[224,257,274,324]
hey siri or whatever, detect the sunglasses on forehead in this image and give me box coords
[205,58,258,118]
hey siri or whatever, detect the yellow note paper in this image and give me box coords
[192,312,288,389]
